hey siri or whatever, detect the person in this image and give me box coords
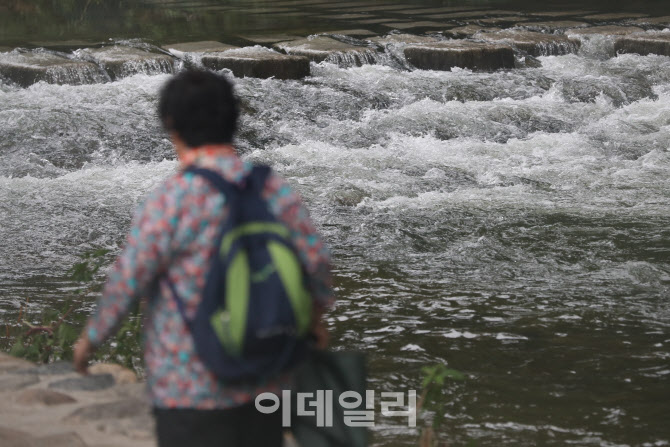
[73,69,334,447]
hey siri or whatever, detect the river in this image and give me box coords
[1,1,669,445]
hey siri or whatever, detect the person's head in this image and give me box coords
[158,70,239,149]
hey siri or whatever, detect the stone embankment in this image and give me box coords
[0,353,153,447]
[0,353,299,447]
[1,11,670,86]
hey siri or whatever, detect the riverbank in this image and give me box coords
[0,353,303,447]
[0,353,154,446]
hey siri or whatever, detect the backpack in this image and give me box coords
[167,165,312,384]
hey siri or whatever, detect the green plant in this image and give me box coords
[6,248,143,373]
[417,364,466,447]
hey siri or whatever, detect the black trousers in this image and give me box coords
[154,403,283,447]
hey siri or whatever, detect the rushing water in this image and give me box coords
[2,1,670,446]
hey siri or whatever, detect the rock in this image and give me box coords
[88,363,138,384]
[0,426,30,445]
[615,32,670,56]
[566,26,645,36]
[404,40,515,71]
[520,21,589,32]
[582,13,649,21]
[0,430,88,447]
[162,41,237,54]
[477,30,580,56]
[0,373,39,391]
[16,361,73,375]
[48,373,114,391]
[444,25,500,39]
[0,353,34,373]
[202,47,310,80]
[29,432,87,447]
[113,382,146,399]
[65,398,150,422]
[75,46,175,80]
[369,34,441,45]
[274,36,377,65]
[0,51,103,87]
[15,388,77,406]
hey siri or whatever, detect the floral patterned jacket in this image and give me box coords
[85,151,334,408]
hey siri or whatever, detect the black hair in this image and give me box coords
[158,70,239,148]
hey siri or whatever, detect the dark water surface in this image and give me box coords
[1,1,670,446]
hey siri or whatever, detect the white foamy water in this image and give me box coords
[1,35,669,446]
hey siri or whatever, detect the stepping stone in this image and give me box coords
[76,46,175,80]
[0,51,103,87]
[16,361,73,375]
[520,21,589,32]
[477,30,581,56]
[582,12,649,21]
[48,373,114,391]
[16,388,77,406]
[566,25,645,36]
[615,32,670,56]
[274,36,377,65]
[444,25,499,39]
[370,34,441,45]
[201,47,310,80]
[0,373,39,391]
[404,40,515,71]
[162,41,237,54]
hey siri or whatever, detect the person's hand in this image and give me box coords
[73,331,93,375]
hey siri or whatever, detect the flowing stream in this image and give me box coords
[1,1,670,445]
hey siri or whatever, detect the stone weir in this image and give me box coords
[273,36,380,67]
[475,30,581,57]
[0,353,299,447]
[615,32,670,57]
[0,46,176,87]
[4,25,670,88]
[164,41,310,80]
[403,40,515,71]
[0,51,106,88]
